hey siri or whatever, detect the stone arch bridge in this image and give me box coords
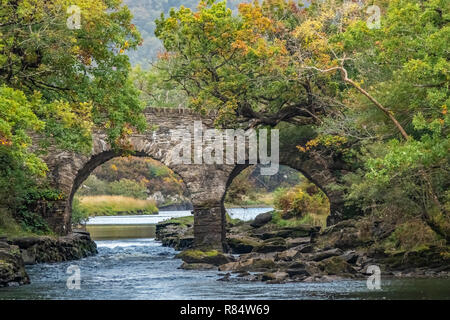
[38,108,347,251]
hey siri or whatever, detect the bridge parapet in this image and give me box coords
[144,106,218,118]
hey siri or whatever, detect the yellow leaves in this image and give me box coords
[122,124,133,136]
[110,164,118,171]
[293,20,323,42]
[231,39,249,55]
[297,138,319,153]
[239,2,273,33]
[71,45,80,55]
[297,135,348,153]
[0,137,12,147]
[157,51,171,60]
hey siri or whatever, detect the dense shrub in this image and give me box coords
[274,182,329,219]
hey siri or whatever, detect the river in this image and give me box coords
[1,208,449,300]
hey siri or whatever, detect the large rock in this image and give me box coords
[0,241,30,287]
[156,218,194,250]
[320,219,370,249]
[317,256,356,276]
[309,248,343,262]
[179,262,217,270]
[227,236,261,254]
[10,233,97,264]
[275,249,298,262]
[261,271,288,282]
[253,226,320,240]
[218,258,277,272]
[176,249,235,266]
[253,238,287,253]
[250,212,273,228]
[286,237,310,248]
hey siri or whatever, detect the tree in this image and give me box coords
[0,0,147,232]
[0,0,146,147]
[154,0,342,128]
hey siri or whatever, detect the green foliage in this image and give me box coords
[17,211,52,235]
[131,64,188,108]
[0,86,47,177]
[0,0,146,147]
[0,0,148,234]
[225,165,303,206]
[77,175,110,196]
[161,215,194,228]
[109,179,148,200]
[153,0,338,127]
[273,182,329,218]
[337,0,450,240]
[71,197,90,226]
[0,208,43,237]
[383,220,443,253]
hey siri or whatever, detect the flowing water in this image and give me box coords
[1,209,449,300]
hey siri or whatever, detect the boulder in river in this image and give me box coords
[317,256,357,276]
[179,262,217,270]
[250,212,273,228]
[0,241,30,287]
[227,236,261,254]
[176,249,235,266]
[253,237,287,253]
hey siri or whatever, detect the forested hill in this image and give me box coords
[123,0,246,66]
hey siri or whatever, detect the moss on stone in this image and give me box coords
[251,259,276,270]
[176,249,233,266]
[317,256,354,276]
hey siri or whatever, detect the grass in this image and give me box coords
[163,215,194,227]
[270,210,328,229]
[78,195,158,216]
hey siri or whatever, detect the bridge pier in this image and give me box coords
[35,199,71,235]
[193,202,226,252]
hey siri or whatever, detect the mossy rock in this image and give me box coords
[0,245,30,287]
[227,236,261,254]
[253,226,317,240]
[382,246,450,270]
[253,237,287,253]
[176,249,234,266]
[250,259,277,271]
[317,256,355,276]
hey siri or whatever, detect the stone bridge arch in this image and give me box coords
[39,107,347,251]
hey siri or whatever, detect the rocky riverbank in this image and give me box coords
[156,212,450,283]
[0,230,97,287]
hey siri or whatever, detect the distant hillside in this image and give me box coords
[123,0,246,67]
